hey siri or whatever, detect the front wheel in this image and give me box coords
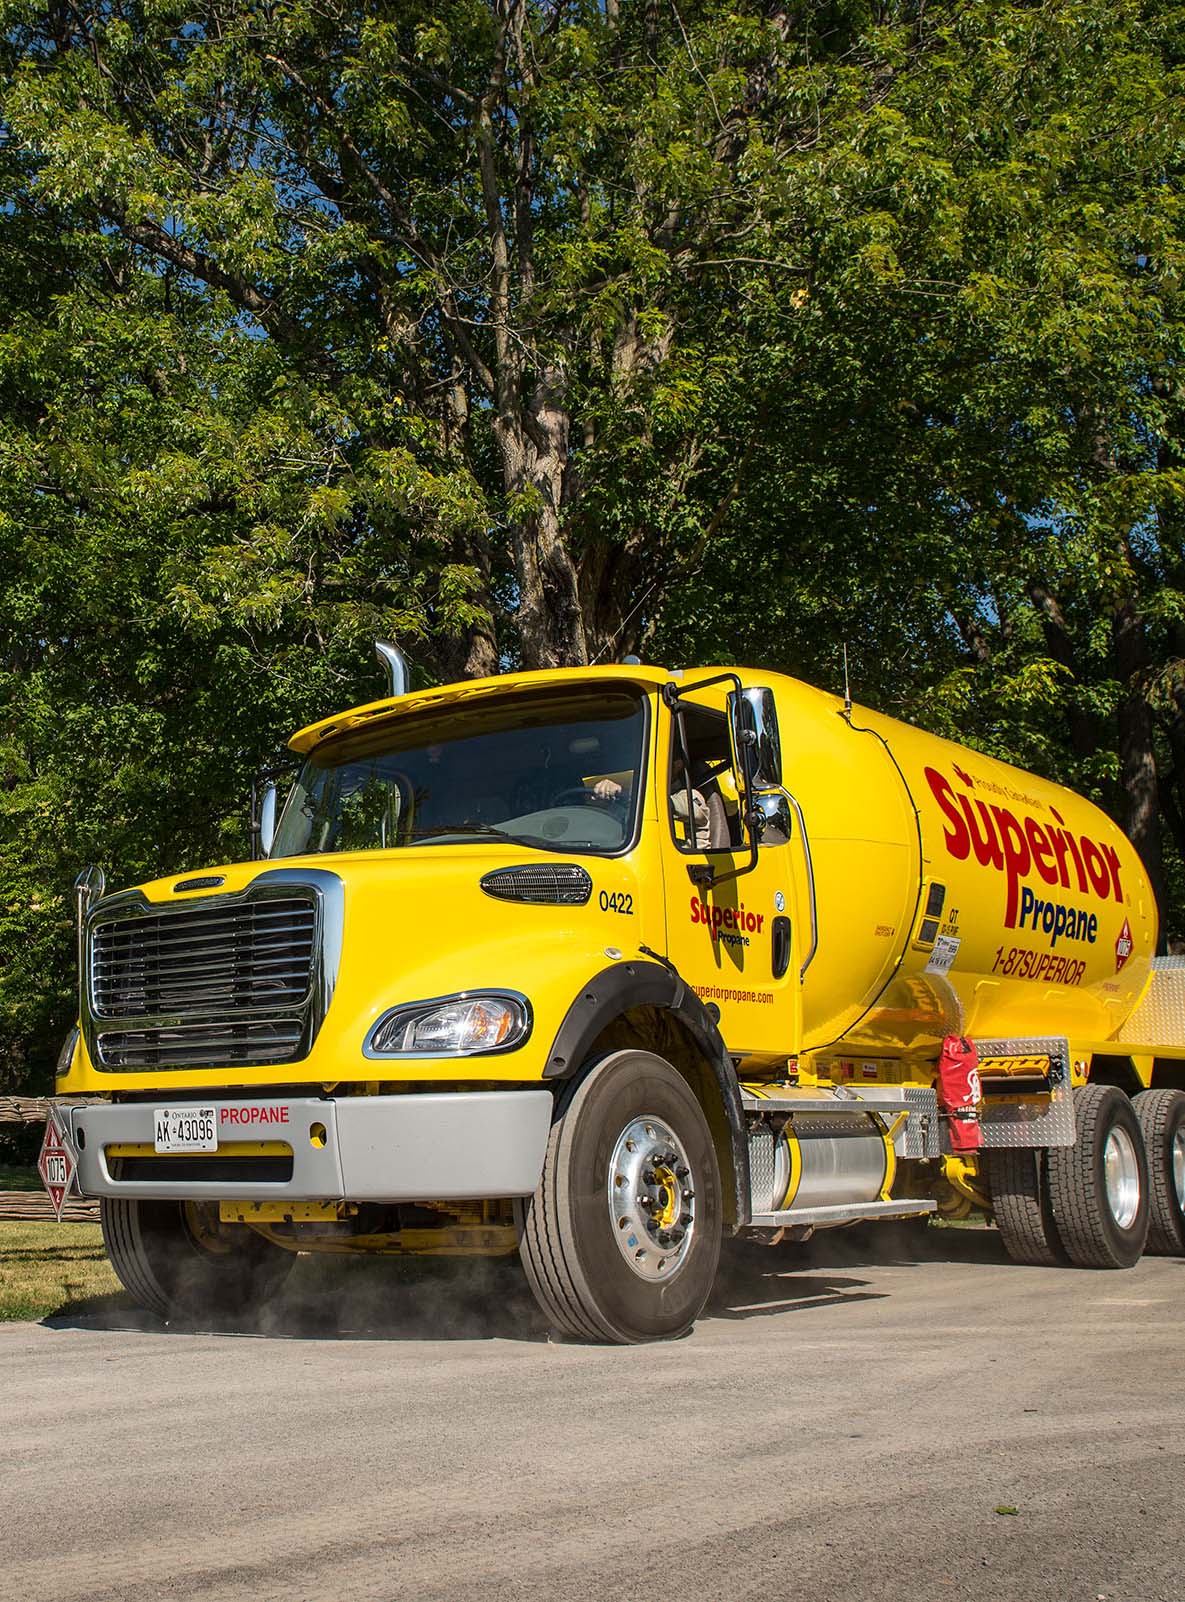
[517,1050,723,1343]
[101,1197,295,1321]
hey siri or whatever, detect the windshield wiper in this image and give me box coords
[409,823,516,842]
[408,824,588,852]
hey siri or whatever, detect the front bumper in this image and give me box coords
[66,1091,553,1204]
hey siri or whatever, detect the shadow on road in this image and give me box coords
[39,1223,1011,1344]
[703,1221,1010,1322]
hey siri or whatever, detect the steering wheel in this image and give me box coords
[549,785,626,814]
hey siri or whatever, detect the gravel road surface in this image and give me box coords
[2,1226,1182,1602]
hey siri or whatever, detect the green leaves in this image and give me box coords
[2,0,1185,1098]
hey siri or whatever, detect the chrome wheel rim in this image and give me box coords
[1173,1127,1185,1212]
[607,1116,695,1282]
[1104,1125,1141,1231]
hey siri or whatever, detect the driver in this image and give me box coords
[592,758,713,849]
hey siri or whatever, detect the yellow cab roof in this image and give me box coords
[287,663,680,755]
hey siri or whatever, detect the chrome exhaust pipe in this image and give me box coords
[374,641,410,697]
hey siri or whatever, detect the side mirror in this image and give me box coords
[73,864,106,1018]
[259,782,278,858]
[737,688,782,790]
[74,862,106,918]
[727,688,783,801]
[752,791,793,845]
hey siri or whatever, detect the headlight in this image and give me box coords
[365,992,532,1058]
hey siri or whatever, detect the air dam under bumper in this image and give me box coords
[66,1092,554,1203]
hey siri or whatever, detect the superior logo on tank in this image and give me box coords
[925,767,1125,929]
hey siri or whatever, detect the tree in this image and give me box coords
[2,0,1185,1109]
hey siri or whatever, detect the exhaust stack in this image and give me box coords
[375,641,410,697]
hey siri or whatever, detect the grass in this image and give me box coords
[0,1164,41,1192]
[0,1221,126,1323]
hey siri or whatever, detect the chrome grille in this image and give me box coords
[86,883,328,1072]
[96,1021,305,1070]
[92,898,316,1017]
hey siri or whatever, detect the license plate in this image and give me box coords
[154,1106,217,1153]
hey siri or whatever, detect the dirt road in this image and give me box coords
[2,1227,1182,1602]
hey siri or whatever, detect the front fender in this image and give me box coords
[543,960,750,1228]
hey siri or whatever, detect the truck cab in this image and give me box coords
[57,660,811,1339]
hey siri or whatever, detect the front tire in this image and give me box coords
[101,1198,295,1321]
[517,1050,723,1343]
[1132,1089,1185,1255]
[1047,1085,1150,1268]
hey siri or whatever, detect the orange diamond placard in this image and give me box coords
[38,1105,77,1222]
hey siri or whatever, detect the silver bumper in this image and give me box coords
[67,1091,553,1203]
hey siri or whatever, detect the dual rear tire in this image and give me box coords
[1132,1088,1185,1255]
[990,1084,1185,1269]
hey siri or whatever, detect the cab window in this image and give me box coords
[667,705,743,853]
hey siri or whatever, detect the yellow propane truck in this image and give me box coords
[46,649,1185,1341]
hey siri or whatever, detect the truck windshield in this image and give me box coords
[271,687,647,858]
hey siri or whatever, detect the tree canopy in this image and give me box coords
[2,0,1184,1103]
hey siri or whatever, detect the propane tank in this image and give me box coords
[767,674,1157,1057]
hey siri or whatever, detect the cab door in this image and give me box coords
[657,681,802,1067]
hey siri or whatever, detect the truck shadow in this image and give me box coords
[40,1225,1014,1343]
[704,1222,1009,1322]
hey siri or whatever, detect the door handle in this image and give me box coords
[771,915,792,980]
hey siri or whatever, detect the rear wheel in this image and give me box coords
[987,1147,1065,1266]
[101,1197,295,1320]
[1047,1085,1150,1268]
[1132,1089,1185,1256]
[517,1050,723,1343]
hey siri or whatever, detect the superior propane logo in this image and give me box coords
[925,767,1124,947]
[690,896,765,949]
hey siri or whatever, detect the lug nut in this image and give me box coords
[643,1168,657,1185]
[682,1188,694,1201]
[639,1195,653,1209]
[670,1227,685,1242]
[680,1211,692,1225]
[676,1165,689,1179]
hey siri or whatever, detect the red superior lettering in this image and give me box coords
[219,1106,291,1126]
[689,896,765,934]
[925,767,1123,927]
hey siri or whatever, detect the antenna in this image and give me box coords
[842,643,852,720]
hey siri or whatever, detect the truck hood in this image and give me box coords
[79,846,644,1088]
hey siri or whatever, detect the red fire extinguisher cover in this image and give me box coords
[936,1034,983,1153]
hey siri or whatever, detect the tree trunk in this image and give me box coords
[1028,582,1101,760]
[506,366,587,669]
